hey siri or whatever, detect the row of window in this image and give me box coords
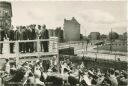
[0,8,11,17]
[0,19,11,28]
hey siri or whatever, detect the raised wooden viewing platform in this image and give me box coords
[0,37,59,63]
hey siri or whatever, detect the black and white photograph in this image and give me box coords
[0,0,127,86]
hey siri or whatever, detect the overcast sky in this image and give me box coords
[11,1,127,35]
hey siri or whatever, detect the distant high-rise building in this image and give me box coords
[0,1,12,30]
[63,17,80,41]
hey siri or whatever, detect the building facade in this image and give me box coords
[88,32,100,40]
[0,1,12,30]
[63,17,80,41]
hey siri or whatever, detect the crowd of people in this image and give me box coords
[0,57,127,86]
[0,25,127,86]
[0,24,49,54]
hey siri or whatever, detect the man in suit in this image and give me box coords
[31,24,37,52]
[0,27,6,54]
[28,25,36,53]
[42,25,49,52]
[21,26,28,53]
[26,26,31,53]
[0,27,3,54]
[15,26,22,52]
[39,25,45,52]
[7,26,15,53]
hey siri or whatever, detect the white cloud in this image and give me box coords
[11,1,126,34]
[77,9,115,24]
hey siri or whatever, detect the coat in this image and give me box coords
[40,29,49,39]
[0,30,6,41]
[7,29,15,41]
[15,30,21,40]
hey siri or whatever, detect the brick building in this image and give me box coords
[63,17,80,41]
[0,1,12,30]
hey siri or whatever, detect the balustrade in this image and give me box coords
[0,37,59,59]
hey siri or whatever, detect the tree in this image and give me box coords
[123,32,127,41]
[55,27,64,42]
[100,34,107,40]
[109,32,119,41]
[108,32,119,53]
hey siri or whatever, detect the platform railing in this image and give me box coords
[0,37,58,59]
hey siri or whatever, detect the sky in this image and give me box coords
[11,1,127,35]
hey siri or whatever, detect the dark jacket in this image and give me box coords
[15,30,21,40]
[7,29,15,41]
[31,29,36,40]
[0,30,6,41]
[40,29,49,39]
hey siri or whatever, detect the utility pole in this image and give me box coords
[110,28,113,54]
[82,29,87,57]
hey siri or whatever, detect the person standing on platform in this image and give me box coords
[43,27,49,52]
[20,26,24,53]
[0,27,5,54]
[39,25,45,52]
[21,26,28,53]
[29,25,36,53]
[31,24,37,52]
[40,25,49,52]
[0,28,2,54]
[7,26,15,53]
[38,25,42,51]
[38,25,42,38]
[35,25,40,39]
[26,26,31,53]
[34,25,40,52]
[15,26,22,52]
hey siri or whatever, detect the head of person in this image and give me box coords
[33,24,36,29]
[23,26,26,30]
[5,59,9,63]
[16,26,19,30]
[107,68,115,75]
[38,25,41,30]
[42,24,46,29]
[115,70,119,77]
[22,62,28,67]
[121,71,127,78]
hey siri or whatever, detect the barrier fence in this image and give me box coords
[0,37,59,63]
